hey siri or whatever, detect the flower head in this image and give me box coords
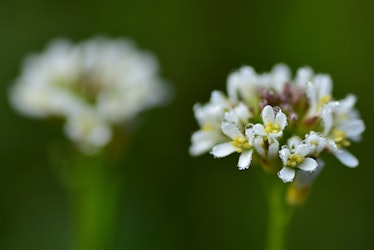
[190,64,364,191]
[9,37,171,154]
[278,136,318,183]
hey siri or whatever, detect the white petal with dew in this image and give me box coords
[288,136,301,149]
[261,105,275,124]
[238,150,253,170]
[321,102,338,135]
[297,157,318,172]
[295,143,313,157]
[211,142,237,158]
[275,110,287,130]
[334,149,359,168]
[279,146,291,166]
[221,120,243,139]
[278,167,295,183]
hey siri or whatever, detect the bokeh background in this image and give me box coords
[0,0,373,249]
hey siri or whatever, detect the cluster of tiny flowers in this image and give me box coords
[190,64,365,184]
[9,37,170,154]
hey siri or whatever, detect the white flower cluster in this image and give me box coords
[10,37,170,154]
[190,64,365,184]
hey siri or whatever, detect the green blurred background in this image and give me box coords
[0,0,373,249]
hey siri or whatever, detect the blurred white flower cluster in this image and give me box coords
[10,37,170,154]
[190,64,364,186]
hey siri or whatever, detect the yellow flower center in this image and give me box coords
[264,122,280,134]
[287,154,304,167]
[202,124,212,131]
[231,137,251,153]
[317,95,331,109]
[333,129,350,148]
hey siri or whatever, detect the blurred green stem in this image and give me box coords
[50,144,122,250]
[67,153,122,250]
[265,180,293,250]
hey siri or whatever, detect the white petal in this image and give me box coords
[295,67,314,87]
[224,110,240,124]
[297,157,318,172]
[211,142,236,158]
[189,131,220,156]
[315,74,332,97]
[261,105,275,124]
[306,82,317,110]
[238,150,253,170]
[278,167,295,183]
[279,146,291,165]
[254,136,266,157]
[245,127,255,144]
[267,137,279,159]
[334,149,358,168]
[337,94,356,114]
[210,90,227,105]
[271,64,290,91]
[275,110,287,130]
[295,143,313,157]
[321,102,339,135]
[227,66,256,102]
[221,120,243,139]
[338,119,365,138]
[252,124,267,136]
[234,102,251,122]
[288,136,301,150]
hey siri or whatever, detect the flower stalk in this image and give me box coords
[49,143,123,250]
[69,153,121,250]
[265,179,293,250]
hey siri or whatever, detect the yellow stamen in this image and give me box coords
[317,95,331,109]
[264,122,281,134]
[230,137,251,153]
[332,129,350,148]
[287,154,304,167]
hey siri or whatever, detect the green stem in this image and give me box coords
[265,181,293,250]
[48,140,125,250]
[67,153,122,250]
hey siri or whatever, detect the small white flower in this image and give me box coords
[227,66,258,105]
[278,137,318,183]
[322,95,365,141]
[258,64,291,92]
[211,105,254,170]
[304,131,327,155]
[305,74,333,116]
[250,105,287,159]
[321,95,365,168]
[9,37,170,154]
[189,91,232,156]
